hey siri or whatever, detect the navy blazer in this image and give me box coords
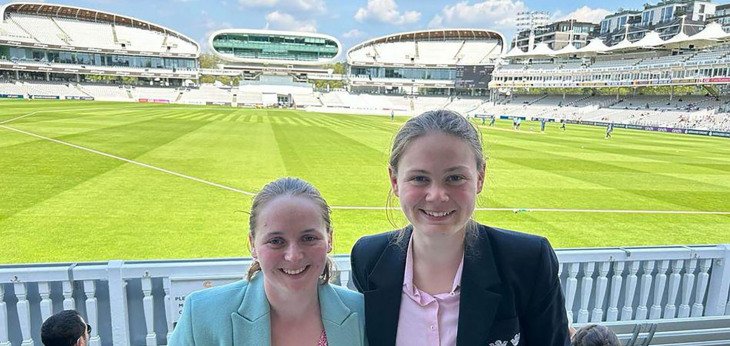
[350,224,570,346]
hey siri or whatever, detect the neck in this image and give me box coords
[411,226,466,267]
[265,282,320,321]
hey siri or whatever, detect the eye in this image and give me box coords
[267,237,285,247]
[446,175,467,184]
[302,234,320,242]
[408,175,429,185]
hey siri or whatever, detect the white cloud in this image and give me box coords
[556,6,611,24]
[238,0,325,13]
[354,0,421,25]
[238,0,278,7]
[290,0,326,12]
[265,11,317,32]
[428,0,527,31]
[342,29,365,38]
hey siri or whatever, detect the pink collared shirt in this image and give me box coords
[396,238,464,346]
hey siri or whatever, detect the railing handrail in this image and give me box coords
[2,246,730,346]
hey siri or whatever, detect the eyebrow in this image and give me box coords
[264,229,320,236]
[405,166,469,174]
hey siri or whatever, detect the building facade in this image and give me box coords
[515,11,551,32]
[513,19,600,51]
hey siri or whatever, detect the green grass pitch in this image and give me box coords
[1,99,728,263]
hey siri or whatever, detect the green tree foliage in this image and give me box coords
[199,53,222,69]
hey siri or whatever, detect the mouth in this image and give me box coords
[420,209,455,218]
[280,265,309,276]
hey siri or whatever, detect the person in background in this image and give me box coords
[571,324,620,346]
[170,177,366,346]
[351,110,570,345]
[41,310,91,346]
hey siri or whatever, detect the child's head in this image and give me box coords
[571,324,620,346]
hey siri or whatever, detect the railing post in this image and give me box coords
[705,244,730,316]
[38,282,53,322]
[62,281,75,310]
[163,277,174,344]
[142,274,157,346]
[578,262,595,323]
[0,284,10,346]
[84,280,101,346]
[606,261,624,322]
[14,282,32,346]
[108,260,130,346]
[691,259,712,317]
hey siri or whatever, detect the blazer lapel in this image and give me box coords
[364,228,410,346]
[456,226,503,346]
[231,274,271,346]
[319,284,364,346]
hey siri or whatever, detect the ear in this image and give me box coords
[327,232,333,253]
[476,163,486,194]
[248,234,257,259]
[388,167,400,197]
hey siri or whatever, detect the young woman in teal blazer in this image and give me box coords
[169,178,366,346]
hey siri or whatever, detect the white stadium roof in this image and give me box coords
[348,29,505,66]
[0,2,199,56]
[504,23,730,59]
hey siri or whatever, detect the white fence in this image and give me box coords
[1,245,730,346]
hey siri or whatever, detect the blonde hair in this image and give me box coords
[246,177,334,283]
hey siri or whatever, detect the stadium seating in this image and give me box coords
[0,81,27,95]
[10,14,69,46]
[179,85,233,104]
[131,87,181,101]
[237,91,264,106]
[77,84,134,101]
[291,93,321,107]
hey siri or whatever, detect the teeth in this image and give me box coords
[424,210,451,217]
[282,267,306,275]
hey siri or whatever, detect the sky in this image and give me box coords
[4,0,652,57]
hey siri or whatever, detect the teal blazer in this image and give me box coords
[168,273,366,346]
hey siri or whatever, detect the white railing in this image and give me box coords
[1,245,729,346]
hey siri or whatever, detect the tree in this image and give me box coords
[199,53,222,69]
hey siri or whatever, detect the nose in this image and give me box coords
[425,183,449,202]
[284,243,304,262]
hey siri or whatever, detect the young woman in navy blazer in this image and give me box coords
[351,110,570,346]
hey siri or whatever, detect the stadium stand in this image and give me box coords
[131,87,181,102]
[347,29,504,96]
[178,85,233,104]
[76,84,132,101]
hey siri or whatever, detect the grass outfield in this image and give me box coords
[1,99,728,263]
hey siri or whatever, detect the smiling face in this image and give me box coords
[390,132,484,238]
[250,195,332,296]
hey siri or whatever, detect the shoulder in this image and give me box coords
[479,224,549,254]
[351,229,404,271]
[184,280,248,313]
[474,224,557,273]
[352,230,399,254]
[329,283,364,309]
